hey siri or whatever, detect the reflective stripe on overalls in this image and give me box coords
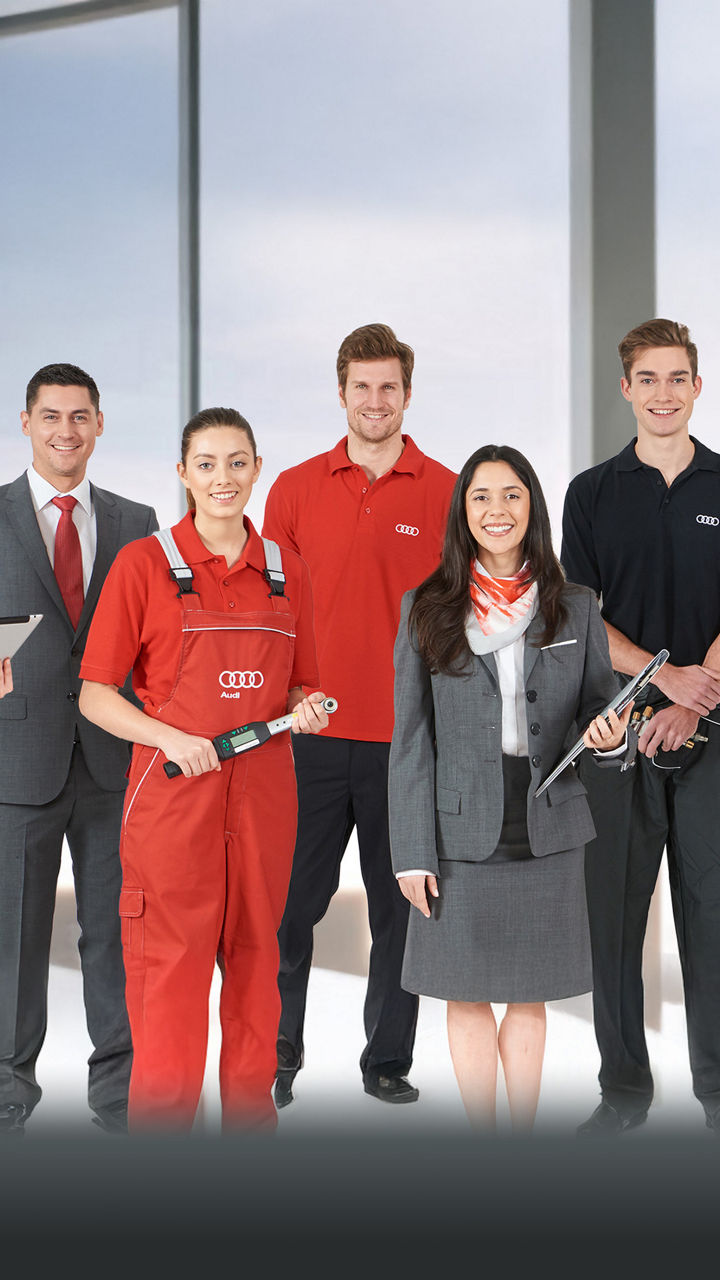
[119,530,299,1131]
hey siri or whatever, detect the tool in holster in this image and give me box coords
[634,703,708,750]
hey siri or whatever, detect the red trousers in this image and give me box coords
[119,737,297,1131]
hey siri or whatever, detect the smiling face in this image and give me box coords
[339,357,411,449]
[21,384,104,491]
[465,460,531,577]
[621,345,702,443]
[177,425,261,529]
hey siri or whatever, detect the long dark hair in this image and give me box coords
[410,444,568,674]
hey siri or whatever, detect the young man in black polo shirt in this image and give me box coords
[561,318,720,1137]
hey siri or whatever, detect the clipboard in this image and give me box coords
[0,614,43,660]
[534,648,669,799]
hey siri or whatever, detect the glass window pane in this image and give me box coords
[656,0,720,447]
[200,0,570,531]
[0,6,180,526]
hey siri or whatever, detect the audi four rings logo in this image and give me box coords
[395,524,419,536]
[219,671,264,688]
[696,514,719,526]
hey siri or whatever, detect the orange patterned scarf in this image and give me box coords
[468,559,537,646]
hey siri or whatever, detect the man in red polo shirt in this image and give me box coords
[262,322,456,1108]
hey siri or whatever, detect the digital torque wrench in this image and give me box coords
[163,697,339,779]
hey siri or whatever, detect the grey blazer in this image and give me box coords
[389,584,631,875]
[0,472,158,805]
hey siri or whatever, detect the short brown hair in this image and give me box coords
[26,363,100,413]
[336,323,414,393]
[618,318,698,382]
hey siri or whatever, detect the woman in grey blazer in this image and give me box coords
[389,444,634,1132]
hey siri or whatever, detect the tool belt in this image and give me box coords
[631,700,709,771]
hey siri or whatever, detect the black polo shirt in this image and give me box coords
[561,436,720,669]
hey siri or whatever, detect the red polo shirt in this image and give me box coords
[80,513,319,715]
[262,435,456,741]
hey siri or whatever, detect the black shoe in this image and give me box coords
[92,1099,128,1135]
[576,1100,648,1137]
[0,1103,27,1135]
[364,1075,419,1105]
[274,1069,297,1110]
[274,1035,301,1110]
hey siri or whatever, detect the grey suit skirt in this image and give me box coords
[401,756,592,1004]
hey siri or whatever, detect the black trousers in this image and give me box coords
[277,735,418,1084]
[578,719,720,1119]
[0,742,132,1119]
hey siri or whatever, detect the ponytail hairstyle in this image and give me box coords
[180,407,257,510]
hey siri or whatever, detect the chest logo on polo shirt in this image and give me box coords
[219,671,264,698]
[696,514,719,526]
[395,524,419,536]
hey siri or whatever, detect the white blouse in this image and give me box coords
[494,637,529,757]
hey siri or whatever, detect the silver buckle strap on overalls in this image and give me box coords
[153,529,285,598]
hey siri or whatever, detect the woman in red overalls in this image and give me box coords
[79,407,328,1132]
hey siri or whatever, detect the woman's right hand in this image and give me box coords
[397,873,439,918]
[582,701,633,752]
[0,658,12,699]
[157,725,221,778]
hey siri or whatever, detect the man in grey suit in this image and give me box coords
[0,363,158,1136]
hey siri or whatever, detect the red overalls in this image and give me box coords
[118,531,298,1131]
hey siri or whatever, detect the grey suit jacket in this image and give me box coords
[389,584,630,875]
[0,472,158,805]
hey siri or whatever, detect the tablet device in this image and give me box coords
[0,614,43,660]
[534,648,669,798]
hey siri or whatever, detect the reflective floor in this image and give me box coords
[28,847,707,1141]
[31,951,703,1141]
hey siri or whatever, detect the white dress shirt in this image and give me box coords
[26,466,97,594]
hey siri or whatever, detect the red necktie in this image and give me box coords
[52,495,84,628]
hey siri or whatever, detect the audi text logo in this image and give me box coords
[696,514,719,526]
[395,524,419,536]
[219,671,264,689]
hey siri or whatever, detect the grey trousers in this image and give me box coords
[0,742,132,1119]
